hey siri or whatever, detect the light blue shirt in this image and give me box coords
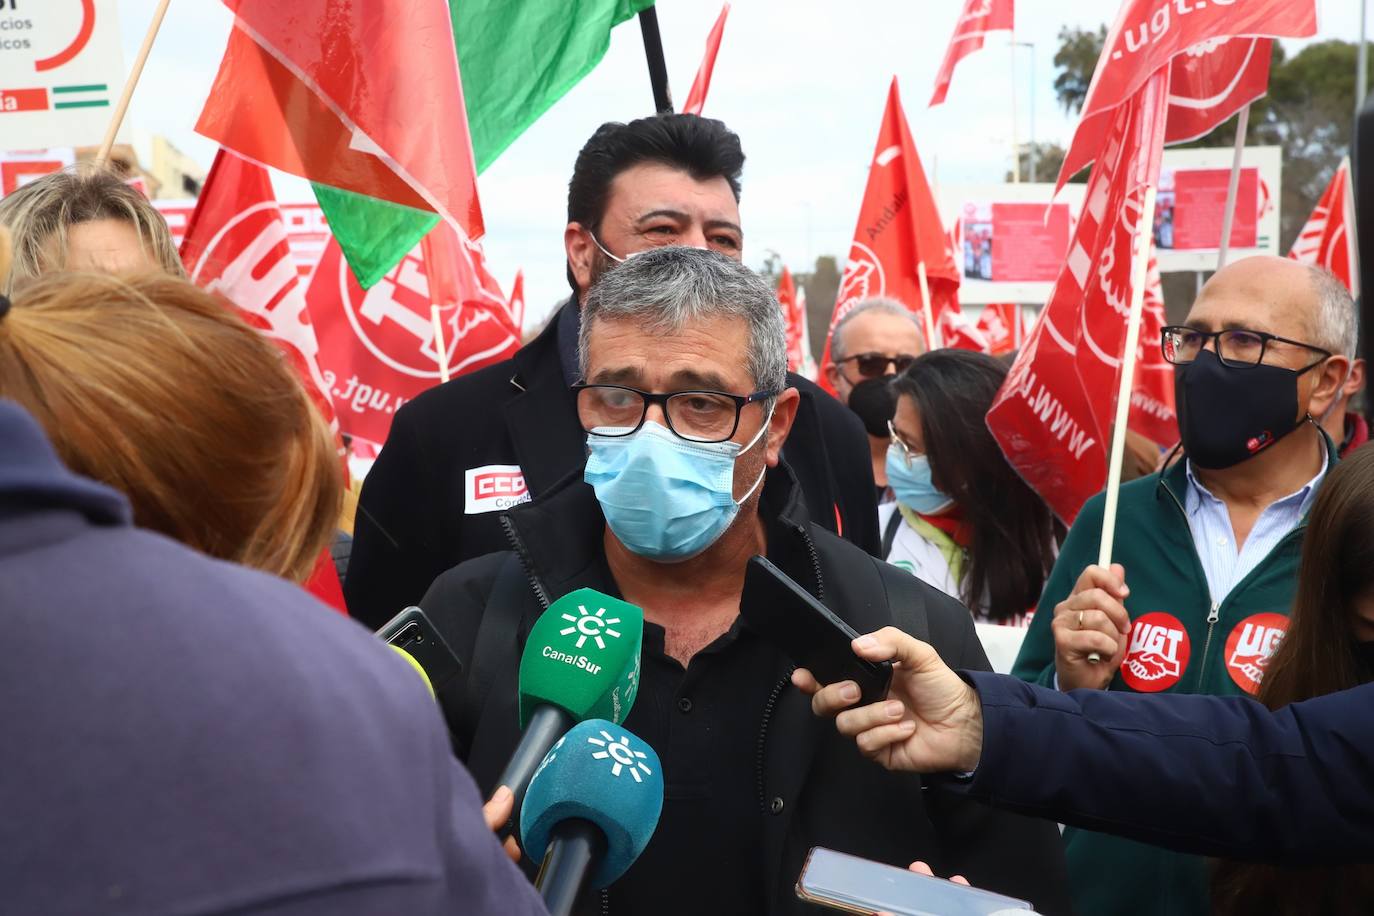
[1183,453,1328,603]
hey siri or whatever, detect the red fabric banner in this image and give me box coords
[976,303,1024,356]
[988,72,1171,524]
[681,4,730,116]
[821,78,964,394]
[929,0,1014,107]
[1289,159,1359,298]
[1128,251,1178,445]
[1166,37,1272,145]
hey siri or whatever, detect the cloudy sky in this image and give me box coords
[117,0,1363,327]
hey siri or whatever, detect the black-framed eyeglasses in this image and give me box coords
[837,352,920,379]
[1161,326,1332,371]
[572,383,777,443]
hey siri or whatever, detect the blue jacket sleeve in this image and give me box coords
[958,672,1374,864]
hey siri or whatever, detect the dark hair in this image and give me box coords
[891,350,1059,622]
[1211,447,1374,914]
[565,115,744,289]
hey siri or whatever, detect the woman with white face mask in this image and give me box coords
[881,351,1062,666]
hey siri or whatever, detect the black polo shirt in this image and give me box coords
[605,615,788,915]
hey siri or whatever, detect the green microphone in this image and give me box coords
[498,588,643,827]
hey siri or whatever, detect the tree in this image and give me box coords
[1005,142,1073,184]
[802,255,841,362]
[1052,26,1107,116]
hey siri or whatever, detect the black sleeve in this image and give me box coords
[964,674,1374,864]
[345,401,447,631]
[920,597,1075,916]
[798,384,881,557]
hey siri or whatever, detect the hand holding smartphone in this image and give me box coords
[797,847,1036,916]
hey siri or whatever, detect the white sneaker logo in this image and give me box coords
[587,731,653,783]
[560,605,622,650]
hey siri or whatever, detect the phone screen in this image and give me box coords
[797,847,1035,916]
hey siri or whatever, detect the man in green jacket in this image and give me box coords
[1011,257,1355,916]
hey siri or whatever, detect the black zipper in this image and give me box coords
[501,513,551,610]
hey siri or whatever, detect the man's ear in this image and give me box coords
[1345,357,1366,398]
[1308,355,1352,419]
[565,222,596,294]
[765,388,802,467]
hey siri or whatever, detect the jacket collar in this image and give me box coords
[1156,424,1340,518]
[504,298,592,497]
[0,399,129,529]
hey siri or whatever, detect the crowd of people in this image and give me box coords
[2,110,1370,915]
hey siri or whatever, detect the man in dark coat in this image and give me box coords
[346,114,878,630]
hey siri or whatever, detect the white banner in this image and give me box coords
[0,0,124,151]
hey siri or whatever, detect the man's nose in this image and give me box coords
[679,226,709,250]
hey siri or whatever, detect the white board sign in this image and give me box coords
[1154,146,1281,272]
[0,0,125,151]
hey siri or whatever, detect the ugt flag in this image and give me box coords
[308,225,519,447]
[929,0,1014,107]
[1129,251,1178,447]
[987,72,1170,524]
[196,0,485,289]
[1290,159,1359,297]
[681,4,730,116]
[820,77,963,395]
[1057,0,1316,190]
[777,267,817,379]
[1166,37,1273,144]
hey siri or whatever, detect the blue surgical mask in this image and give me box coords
[585,416,771,562]
[885,445,954,515]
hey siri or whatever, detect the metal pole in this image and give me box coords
[1028,42,1037,182]
[638,8,674,114]
[1360,0,1369,123]
[1009,37,1020,183]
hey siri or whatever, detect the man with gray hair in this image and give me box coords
[1308,269,1368,456]
[825,297,927,499]
[419,247,1071,915]
[1010,256,1353,916]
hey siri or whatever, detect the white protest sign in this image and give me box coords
[0,0,124,151]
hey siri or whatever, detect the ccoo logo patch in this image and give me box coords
[1224,612,1288,695]
[1120,612,1191,693]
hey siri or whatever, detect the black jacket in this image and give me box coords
[420,464,1072,916]
[346,299,880,629]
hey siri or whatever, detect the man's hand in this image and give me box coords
[792,627,984,773]
[1052,564,1132,691]
[482,785,522,863]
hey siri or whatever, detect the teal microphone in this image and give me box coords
[498,589,643,829]
[521,720,664,915]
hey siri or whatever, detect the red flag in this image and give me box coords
[988,72,1170,524]
[1058,0,1316,191]
[1166,37,1272,144]
[303,550,348,615]
[507,270,527,336]
[778,267,816,378]
[681,4,730,116]
[196,0,483,237]
[976,303,1023,356]
[1128,251,1178,445]
[940,310,991,353]
[307,229,520,446]
[180,149,340,440]
[929,0,1014,107]
[1289,159,1359,297]
[820,78,963,394]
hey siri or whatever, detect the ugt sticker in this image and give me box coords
[1224,612,1288,694]
[1120,612,1191,693]
[464,465,530,515]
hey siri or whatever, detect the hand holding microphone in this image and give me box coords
[520,719,664,916]
[497,588,644,833]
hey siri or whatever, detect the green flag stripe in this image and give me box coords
[54,100,110,109]
[53,84,108,94]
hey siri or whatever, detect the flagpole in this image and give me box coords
[431,306,451,384]
[96,0,173,163]
[1090,185,1159,663]
[1215,104,1251,271]
[1009,36,1021,183]
[638,9,674,113]
[917,261,939,349]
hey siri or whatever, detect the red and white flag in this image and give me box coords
[1289,159,1359,297]
[1129,252,1178,446]
[976,303,1024,357]
[1057,0,1316,191]
[1166,37,1273,144]
[820,78,964,394]
[929,0,1014,107]
[988,72,1171,524]
[196,0,483,237]
[180,149,340,439]
[179,148,348,613]
[307,225,520,447]
[681,3,730,116]
[778,267,817,379]
[506,270,527,336]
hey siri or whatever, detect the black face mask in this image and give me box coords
[846,377,896,438]
[1175,349,1312,470]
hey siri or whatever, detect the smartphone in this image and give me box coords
[740,556,892,706]
[377,606,464,696]
[796,847,1036,916]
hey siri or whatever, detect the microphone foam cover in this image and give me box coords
[519,589,643,728]
[520,719,664,889]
